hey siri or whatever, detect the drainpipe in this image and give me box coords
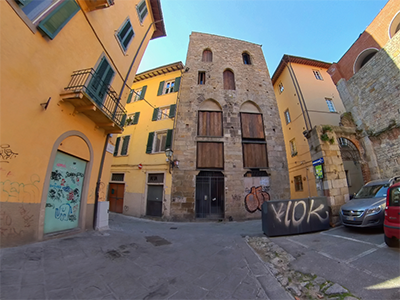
[93,20,163,229]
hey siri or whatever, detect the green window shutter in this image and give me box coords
[157,81,165,96]
[38,0,80,40]
[152,108,159,121]
[114,137,121,156]
[126,90,134,103]
[137,0,148,23]
[173,77,181,92]
[117,19,134,51]
[120,136,130,156]
[133,112,140,124]
[139,85,147,100]
[169,104,176,118]
[146,132,154,153]
[88,57,114,104]
[166,130,173,149]
[15,0,33,6]
[120,113,127,127]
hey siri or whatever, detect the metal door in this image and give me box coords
[196,171,224,219]
[146,173,164,217]
[44,151,87,234]
[108,183,125,213]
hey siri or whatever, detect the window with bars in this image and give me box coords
[223,69,235,90]
[113,135,131,156]
[116,18,134,52]
[136,0,148,23]
[202,49,212,62]
[284,109,291,124]
[325,98,336,112]
[198,71,206,85]
[294,175,303,191]
[111,173,125,181]
[313,70,323,80]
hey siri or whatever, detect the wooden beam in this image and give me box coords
[96,122,115,128]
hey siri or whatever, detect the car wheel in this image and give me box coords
[384,235,399,247]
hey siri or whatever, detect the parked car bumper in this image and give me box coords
[340,210,384,227]
[384,222,400,239]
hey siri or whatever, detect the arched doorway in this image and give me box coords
[338,137,364,195]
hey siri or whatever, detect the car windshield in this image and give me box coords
[354,184,388,199]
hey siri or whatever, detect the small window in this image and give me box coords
[153,131,167,153]
[136,0,148,23]
[242,53,251,65]
[146,130,173,154]
[116,18,134,52]
[289,139,297,157]
[325,98,336,112]
[294,175,303,191]
[158,107,170,121]
[127,86,147,103]
[223,70,235,90]
[202,49,213,62]
[198,71,206,85]
[113,135,131,156]
[284,109,291,124]
[313,70,323,80]
[125,112,140,126]
[111,173,125,181]
[157,77,181,95]
[279,83,284,93]
[152,104,176,121]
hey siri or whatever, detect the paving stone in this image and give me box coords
[313,276,327,285]
[325,283,348,295]
[46,287,76,300]
[0,285,20,299]
[0,269,21,286]
[286,284,302,296]
[20,284,45,300]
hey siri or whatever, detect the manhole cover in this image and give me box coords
[145,236,171,246]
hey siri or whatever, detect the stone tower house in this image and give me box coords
[169,32,289,221]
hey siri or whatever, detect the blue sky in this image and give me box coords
[138,0,389,75]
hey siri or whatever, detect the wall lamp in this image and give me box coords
[165,148,179,173]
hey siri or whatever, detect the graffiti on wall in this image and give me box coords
[0,144,18,163]
[262,197,330,236]
[0,174,40,203]
[0,205,34,238]
[245,186,270,213]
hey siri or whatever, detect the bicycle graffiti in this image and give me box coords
[244,186,270,213]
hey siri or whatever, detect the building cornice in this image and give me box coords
[134,61,184,82]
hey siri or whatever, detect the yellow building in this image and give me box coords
[0,0,165,247]
[271,55,357,199]
[110,62,183,218]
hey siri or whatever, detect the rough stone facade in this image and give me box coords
[170,32,289,221]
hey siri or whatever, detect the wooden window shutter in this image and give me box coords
[126,90,134,103]
[157,81,165,96]
[114,137,121,156]
[202,50,212,62]
[197,142,224,169]
[133,112,140,124]
[152,108,159,121]
[139,85,147,100]
[240,113,264,139]
[120,136,130,155]
[38,0,80,40]
[146,132,154,153]
[243,143,268,168]
[169,104,176,118]
[223,70,235,90]
[198,111,222,136]
[166,130,173,149]
[173,77,181,92]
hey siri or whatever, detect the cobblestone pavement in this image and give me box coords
[0,213,292,300]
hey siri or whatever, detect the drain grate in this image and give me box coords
[145,236,171,246]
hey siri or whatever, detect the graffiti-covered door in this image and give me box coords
[195,171,224,219]
[44,151,87,234]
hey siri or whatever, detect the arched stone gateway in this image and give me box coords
[337,137,364,195]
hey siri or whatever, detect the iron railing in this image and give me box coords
[64,68,126,128]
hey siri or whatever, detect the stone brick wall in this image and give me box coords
[170,32,289,221]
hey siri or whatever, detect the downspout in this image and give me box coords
[93,20,162,229]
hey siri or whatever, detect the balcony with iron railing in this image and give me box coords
[60,68,127,133]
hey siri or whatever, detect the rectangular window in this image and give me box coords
[111,173,125,182]
[113,135,131,156]
[284,109,291,124]
[325,98,336,112]
[125,112,140,126]
[157,78,181,95]
[294,175,303,192]
[198,71,206,85]
[289,139,297,156]
[197,142,224,169]
[279,82,284,93]
[116,18,134,52]
[198,111,222,136]
[136,0,148,23]
[313,70,323,80]
[146,130,173,154]
[152,104,176,121]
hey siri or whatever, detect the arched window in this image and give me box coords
[223,69,235,90]
[353,48,378,73]
[202,49,212,62]
[389,11,400,38]
[242,52,251,65]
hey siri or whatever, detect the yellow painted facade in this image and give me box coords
[0,0,165,247]
[272,56,345,199]
[110,62,183,218]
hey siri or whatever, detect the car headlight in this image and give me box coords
[365,206,382,216]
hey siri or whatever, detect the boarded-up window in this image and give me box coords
[197,142,224,169]
[223,70,235,90]
[240,113,264,139]
[198,111,223,136]
[242,143,268,168]
[202,49,212,62]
